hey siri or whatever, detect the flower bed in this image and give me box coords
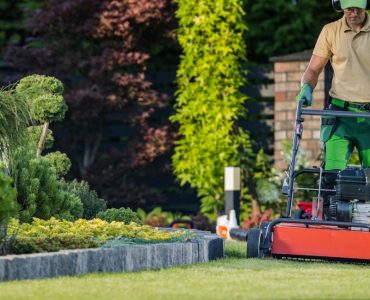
[6,218,194,254]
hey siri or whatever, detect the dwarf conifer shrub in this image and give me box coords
[9,75,84,222]
[62,179,106,219]
[44,151,71,178]
[97,208,142,225]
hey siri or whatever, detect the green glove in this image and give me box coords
[295,83,313,107]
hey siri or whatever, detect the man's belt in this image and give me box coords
[331,98,370,111]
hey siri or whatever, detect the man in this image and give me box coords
[296,0,370,215]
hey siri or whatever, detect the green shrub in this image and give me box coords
[44,151,71,178]
[14,148,83,222]
[7,217,189,254]
[0,86,31,169]
[0,167,18,225]
[62,180,106,219]
[172,0,253,220]
[8,74,83,222]
[11,235,102,254]
[97,208,142,225]
[15,75,64,100]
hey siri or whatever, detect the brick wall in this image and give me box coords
[271,51,327,171]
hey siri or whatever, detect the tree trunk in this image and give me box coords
[36,121,49,157]
[79,133,102,176]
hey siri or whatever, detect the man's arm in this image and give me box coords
[301,54,329,88]
[295,54,329,107]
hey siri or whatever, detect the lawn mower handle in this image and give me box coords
[285,100,370,217]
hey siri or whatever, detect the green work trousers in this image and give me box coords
[321,106,370,170]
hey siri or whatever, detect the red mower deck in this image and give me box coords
[272,223,370,260]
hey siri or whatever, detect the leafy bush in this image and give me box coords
[7,217,189,254]
[63,180,106,219]
[172,0,253,220]
[97,208,141,225]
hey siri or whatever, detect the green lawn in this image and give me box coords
[1,241,370,300]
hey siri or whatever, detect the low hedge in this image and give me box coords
[96,208,142,225]
[6,218,194,254]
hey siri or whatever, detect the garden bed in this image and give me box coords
[0,229,223,282]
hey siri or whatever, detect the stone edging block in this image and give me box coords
[0,230,224,282]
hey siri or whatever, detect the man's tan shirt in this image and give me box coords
[313,13,370,103]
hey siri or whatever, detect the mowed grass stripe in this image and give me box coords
[0,241,370,300]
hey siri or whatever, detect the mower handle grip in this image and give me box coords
[296,100,370,118]
[302,109,370,118]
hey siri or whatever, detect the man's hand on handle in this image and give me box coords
[296,83,313,107]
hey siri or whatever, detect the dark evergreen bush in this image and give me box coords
[97,208,142,225]
[63,180,106,220]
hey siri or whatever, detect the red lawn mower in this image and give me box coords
[247,100,370,261]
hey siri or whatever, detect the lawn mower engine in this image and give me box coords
[328,167,370,224]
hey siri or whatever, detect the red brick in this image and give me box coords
[313,90,325,101]
[287,91,298,102]
[302,130,312,139]
[274,62,301,73]
[287,111,295,120]
[275,92,287,102]
[275,130,287,140]
[299,62,309,71]
[304,120,320,130]
[313,130,321,140]
[274,72,287,83]
[287,72,302,82]
[275,159,288,171]
[275,101,289,112]
[275,111,287,121]
[275,121,293,131]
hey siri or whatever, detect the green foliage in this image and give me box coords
[102,231,195,248]
[16,75,64,98]
[0,165,18,225]
[13,146,83,222]
[62,179,106,219]
[44,151,71,178]
[137,207,190,227]
[31,94,67,123]
[16,75,67,123]
[281,139,316,202]
[26,126,54,150]
[254,149,279,204]
[173,0,253,220]
[245,0,338,62]
[97,208,142,225]
[7,217,188,254]
[0,86,31,168]
[11,235,101,254]
[0,75,83,222]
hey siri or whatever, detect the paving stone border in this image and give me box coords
[0,229,224,282]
